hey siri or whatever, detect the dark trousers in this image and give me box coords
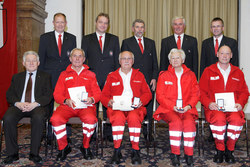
[3,106,47,156]
[143,90,155,138]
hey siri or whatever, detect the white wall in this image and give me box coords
[239,0,250,114]
[44,0,82,48]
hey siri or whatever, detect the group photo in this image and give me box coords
[0,0,249,166]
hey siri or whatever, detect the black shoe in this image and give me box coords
[3,154,19,164]
[56,145,71,161]
[131,149,141,165]
[80,146,93,160]
[185,154,194,166]
[170,153,180,167]
[225,149,235,163]
[110,149,122,165]
[213,149,224,163]
[29,154,42,163]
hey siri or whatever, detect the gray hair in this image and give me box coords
[168,48,186,60]
[132,19,145,27]
[172,16,186,26]
[70,48,85,57]
[119,51,134,61]
[23,51,40,62]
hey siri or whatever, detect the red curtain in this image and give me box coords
[0,0,17,119]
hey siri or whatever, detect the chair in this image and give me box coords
[50,117,99,157]
[100,117,151,159]
[0,117,49,158]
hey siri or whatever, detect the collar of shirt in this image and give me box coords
[134,36,144,48]
[119,68,133,98]
[175,68,183,99]
[71,66,85,75]
[174,33,184,43]
[213,35,223,46]
[217,63,231,86]
[96,32,105,42]
[55,31,64,44]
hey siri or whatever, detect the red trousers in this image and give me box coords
[109,109,144,150]
[208,111,244,151]
[161,111,197,156]
[50,105,97,150]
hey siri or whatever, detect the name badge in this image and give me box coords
[112,82,120,86]
[210,76,219,80]
[165,81,173,85]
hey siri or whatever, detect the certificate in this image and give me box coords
[112,95,133,111]
[68,86,92,109]
[215,92,237,112]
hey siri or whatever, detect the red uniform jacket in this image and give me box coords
[54,64,101,109]
[101,68,152,121]
[154,64,200,121]
[199,63,249,123]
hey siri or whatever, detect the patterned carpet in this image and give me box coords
[0,121,249,167]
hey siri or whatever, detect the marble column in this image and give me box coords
[16,0,47,72]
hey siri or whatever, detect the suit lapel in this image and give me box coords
[103,34,111,55]
[170,35,177,48]
[52,31,60,56]
[19,72,26,98]
[143,38,150,56]
[92,33,102,54]
[132,37,143,56]
[208,37,216,56]
[182,35,189,50]
[34,70,42,99]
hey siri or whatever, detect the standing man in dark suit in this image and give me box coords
[3,51,53,164]
[121,19,158,140]
[160,16,198,78]
[38,13,76,140]
[38,13,76,89]
[200,17,238,76]
[81,13,120,122]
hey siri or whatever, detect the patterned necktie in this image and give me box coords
[99,36,103,52]
[138,38,144,54]
[215,39,219,55]
[25,73,33,102]
[177,35,181,49]
[58,34,62,56]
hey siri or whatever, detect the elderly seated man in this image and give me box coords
[3,51,53,164]
[101,51,152,165]
[199,45,249,164]
[153,48,200,167]
[50,48,101,161]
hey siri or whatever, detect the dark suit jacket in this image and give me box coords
[38,31,76,88]
[81,32,120,88]
[6,70,53,109]
[200,36,238,76]
[121,36,158,85]
[159,34,198,78]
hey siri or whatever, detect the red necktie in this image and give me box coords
[215,39,219,55]
[177,35,181,49]
[99,36,103,52]
[58,34,62,56]
[25,73,33,102]
[138,38,144,54]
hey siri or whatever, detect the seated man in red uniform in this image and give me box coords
[199,45,249,164]
[50,48,101,161]
[153,48,200,167]
[101,51,152,165]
